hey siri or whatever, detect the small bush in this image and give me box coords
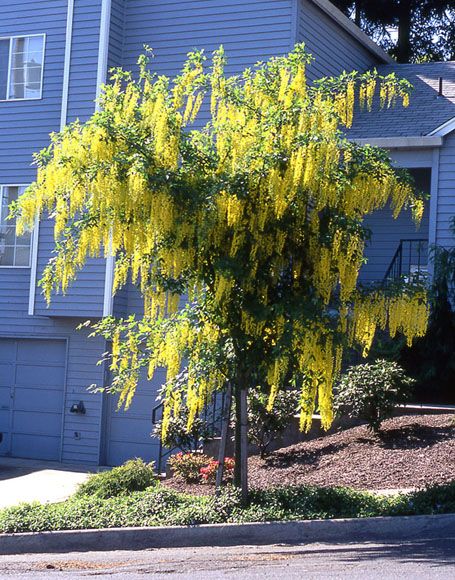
[200,457,235,484]
[76,459,157,499]
[248,387,300,458]
[334,360,415,432]
[168,452,212,483]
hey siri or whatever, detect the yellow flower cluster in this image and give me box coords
[13,46,426,437]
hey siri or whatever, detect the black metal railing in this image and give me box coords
[383,239,429,283]
[151,390,226,474]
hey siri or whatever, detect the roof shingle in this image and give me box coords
[348,61,455,138]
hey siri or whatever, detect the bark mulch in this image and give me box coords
[249,413,455,491]
[164,414,455,494]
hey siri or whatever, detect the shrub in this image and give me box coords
[168,452,212,483]
[153,411,211,453]
[334,360,415,432]
[200,457,235,484]
[75,458,157,499]
[248,387,300,458]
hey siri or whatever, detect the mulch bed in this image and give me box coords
[164,414,455,494]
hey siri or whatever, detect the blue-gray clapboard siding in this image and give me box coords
[360,167,431,282]
[436,132,455,248]
[0,0,66,181]
[33,0,107,317]
[122,0,293,79]
[108,0,125,70]
[360,203,430,282]
[297,0,380,80]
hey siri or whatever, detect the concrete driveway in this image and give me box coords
[0,457,94,508]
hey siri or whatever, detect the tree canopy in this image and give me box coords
[333,0,455,62]
[14,45,428,494]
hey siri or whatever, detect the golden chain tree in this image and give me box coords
[14,45,428,496]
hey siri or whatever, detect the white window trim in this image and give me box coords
[0,183,33,269]
[0,33,46,102]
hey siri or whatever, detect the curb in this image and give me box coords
[1,514,455,555]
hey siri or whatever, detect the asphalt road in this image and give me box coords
[1,534,455,579]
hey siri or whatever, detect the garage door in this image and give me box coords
[105,369,162,466]
[0,338,66,461]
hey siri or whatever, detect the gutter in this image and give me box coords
[351,136,443,149]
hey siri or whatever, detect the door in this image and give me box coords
[0,338,66,461]
[104,368,162,466]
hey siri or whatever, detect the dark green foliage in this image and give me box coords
[334,360,415,432]
[2,482,455,533]
[153,413,211,453]
[400,238,455,403]
[332,0,455,62]
[75,459,157,499]
[247,387,300,458]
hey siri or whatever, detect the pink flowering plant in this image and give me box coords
[200,457,235,484]
[168,452,211,483]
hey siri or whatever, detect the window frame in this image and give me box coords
[0,183,32,269]
[0,33,46,102]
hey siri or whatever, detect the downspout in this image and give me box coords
[427,147,440,278]
[97,0,114,317]
[28,0,75,316]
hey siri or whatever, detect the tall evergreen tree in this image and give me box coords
[333,0,455,62]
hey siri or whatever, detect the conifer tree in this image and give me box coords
[14,46,428,498]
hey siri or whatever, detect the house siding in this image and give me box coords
[436,132,455,248]
[33,0,107,317]
[297,0,381,80]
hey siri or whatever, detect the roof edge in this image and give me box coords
[351,136,443,149]
[428,116,455,137]
[310,0,394,64]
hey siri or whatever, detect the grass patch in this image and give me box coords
[1,481,455,534]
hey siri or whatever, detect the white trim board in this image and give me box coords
[428,116,455,138]
[28,2,74,316]
[351,136,443,149]
[60,0,74,130]
[96,0,115,317]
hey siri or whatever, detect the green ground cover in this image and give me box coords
[2,480,455,534]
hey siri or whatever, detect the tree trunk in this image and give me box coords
[354,0,361,27]
[215,383,232,495]
[239,386,249,504]
[233,379,249,503]
[396,0,412,62]
[234,386,242,488]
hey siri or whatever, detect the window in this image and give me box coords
[0,185,31,267]
[0,34,45,100]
